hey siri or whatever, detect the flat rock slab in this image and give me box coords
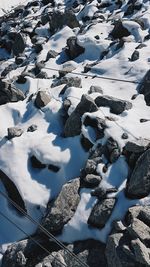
[126,148,150,198]
[88,198,116,229]
[39,178,80,234]
[95,95,132,115]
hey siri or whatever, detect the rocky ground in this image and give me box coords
[0,0,150,266]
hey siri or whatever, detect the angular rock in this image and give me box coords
[27,124,38,132]
[84,159,97,175]
[46,50,58,61]
[83,115,106,139]
[139,69,150,106]
[39,178,80,234]
[127,218,150,246]
[0,80,25,105]
[12,33,26,56]
[82,174,102,188]
[66,36,85,60]
[110,20,130,39]
[64,94,98,137]
[7,127,23,139]
[88,85,103,94]
[30,155,46,169]
[88,198,116,229]
[126,148,150,198]
[124,138,150,153]
[131,238,150,265]
[130,50,139,61]
[95,95,132,115]
[35,91,51,108]
[51,76,81,89]
[91,187,117,200]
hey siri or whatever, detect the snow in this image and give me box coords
[0,0,30,16]
[0,0,150,258]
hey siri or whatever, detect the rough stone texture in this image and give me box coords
[126,148,150,198]
[84,159,97,174]
[88,198,116,229]
[39,178,80,234]
[105,232,135,267]
[82,174,102,188]
[64,94,98,137]
[12,33,26,56]
[91,187,117,200]
[83,115,106,139]
[110,20,130,39]
[124,138,150,153]
[127,218,150,246]
[66,36,85,60]
[7,127,23,139]
[0,80,25,105]
[139,69,150,105]
[88,85,103,94]
[35,91,51,108]
[46,50,58,61]
[51,76,81,89]
[130,50,139,61]
[27,124,38,132]
[95,95,132,115]
[131,238,150,265]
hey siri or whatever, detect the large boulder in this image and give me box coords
[88,198,116,229]
[127,218,150,246]
[64,94,98,137]
[39,178,80,234]
[110,20,130,39]
[0,80,25,105]
[34,91,51,108]
[126,148,150,198]
[95,95,132,115]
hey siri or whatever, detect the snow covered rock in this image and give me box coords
[126,148,150,199]
[34,91,51,108]
[7,127,23,139]
[95,95,132,115]
[39,178,80,234]
[66,36,85,60]
[88,198,116,229]
[64,94,98,137]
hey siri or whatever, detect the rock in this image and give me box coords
[46,50,58,61]
[121,132,128,139]
[7,127,23,139]
[84,159,97,174]
[52,76,81,89]
[126,148,150,198]
[64,94,98,137]
[112,220,126,233]
[39,178,80,234]
[0,80,25,105]
[95,95,132,115]
[105,232,135,267]
[27,124,37,132]
[15,56,26,65]
[127,218,150,246]
[88,198,116,229]
[35,91,51,108]
[126,206,150,227]
[51,253,67,267]
[49,10,79,34]
[12,33,26,56]
[66,36,85,60]
[80,134,93,152]
[124,138,150,153]
[59,63,77,77]
[131,238,150,265]
[130,50,139,61]
[91,187,117,200]
[139,69,150,106]
[82,174,102,188]
[105,137,120,163]
[83,115,106,139]
[88,85,103,94]
[30,155,46,169]
[110,20,130,39]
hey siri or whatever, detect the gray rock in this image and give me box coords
[121,133,129,139]
[39,178,80,234]
[124,139,150,153]
[0,80,25,105]
[88,198,116,229]
[27,124,37,132]
[88,85,103,95]
[127,218,150,246]
[130,50,139,61]
[82,174,102,188]
[59,63,77,77]
[112,220,126,233]
[46,50,58,61]
[35,91,51,108]
[105,232,135,267]
[139,69,150,106]
[12,33,26,56]
[83,115,106,139]
[84,159,97,174]
[91,187,117,200]
[110,20,130,39]
[95,95,132,115]
[126,148,150,198]
[66,36,85,60]
[7,127,23,139]
[51,253,67,267]
[51,76,81,89]
[64,95,98,137]
[126,205,150,228]
[131,238,150,265]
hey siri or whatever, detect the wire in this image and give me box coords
[0,210,67,267]
[0,189,89,267]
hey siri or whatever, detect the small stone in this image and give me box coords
[7,127,23,139]
[27,124,37,132]
[82,174,102,188]
[121,132,128,139]
[85,159,97,174]
[140,118,149,123]
[46,50,58,61]
[130,50,139,61]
